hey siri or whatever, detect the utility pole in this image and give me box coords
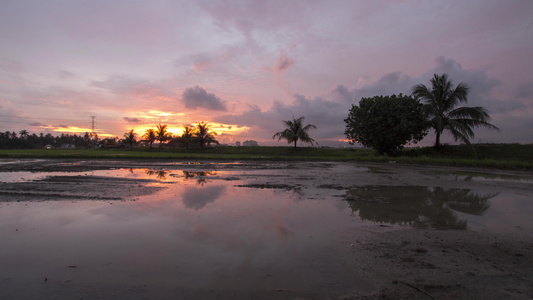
[90,116,96,134]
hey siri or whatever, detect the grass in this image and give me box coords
[0,143,532,170]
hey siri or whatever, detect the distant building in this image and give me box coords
[235,141,241,146]
[60,143,75,149]
[243,140,258,146]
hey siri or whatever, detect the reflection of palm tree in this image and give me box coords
[345,186,496,230]
[272,116,317,148]
[412,74,499,149]
[182,170,215,185]
[146,170,168,180]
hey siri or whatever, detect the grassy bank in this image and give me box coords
[0,143,532,169]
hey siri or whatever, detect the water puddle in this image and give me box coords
[0,161,532,298]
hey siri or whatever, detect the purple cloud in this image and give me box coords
[182,86,227,111]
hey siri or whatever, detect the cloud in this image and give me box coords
[124,117,141,123]
[215,56,532,146]
[275,51,294,73]
[57,70,76,80]
[182,185,226,210]
[182,86,227,111]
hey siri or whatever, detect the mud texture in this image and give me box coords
[1,158,532,299]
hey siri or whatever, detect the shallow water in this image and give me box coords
[0,162,532,299]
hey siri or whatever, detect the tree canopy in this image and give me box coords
[412,73,500,149]
[344,94,428,156]
[272,116,317,148]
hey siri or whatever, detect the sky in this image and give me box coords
[1,0,532,147]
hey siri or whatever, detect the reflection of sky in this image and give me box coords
[1,164,533,297]
[0,177,361,296]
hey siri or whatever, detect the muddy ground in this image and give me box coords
[1,159,532,299]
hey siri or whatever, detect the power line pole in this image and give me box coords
[90,116,96,134]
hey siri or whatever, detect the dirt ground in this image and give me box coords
[1,159,532,299]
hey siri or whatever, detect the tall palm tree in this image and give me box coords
[142,129,157,149]
[195,122,218,149]
[155,124,170,148]
[272,116,317,148]
[412,73,499,149]
[19,129,29,140]
[123,129,137,149]
[181,125,194,149]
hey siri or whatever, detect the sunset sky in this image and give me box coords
[1,0,532,146]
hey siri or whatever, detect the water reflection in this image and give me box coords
[344,186,497,230]
[181,170,216,185]
[182,185,226,210]
[145,169,168,180]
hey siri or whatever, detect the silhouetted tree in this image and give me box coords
[123,129,137,149]
[142,129,157,148]
[272,116,317,148]
[412,73,500,149]
[155,124,170,148]
[181,125,194,149]
[195,122,218,149]
[344,94,428,156]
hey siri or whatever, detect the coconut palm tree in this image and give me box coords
[19,129,29,140]
[195,122,218,149]
[155,124,171,148]
[142,129,157,149]
[123,129,137,149]
[181,125,194,149]
[272,116,317,148]
[412,73,499,149]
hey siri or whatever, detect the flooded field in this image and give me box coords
[1,159,532,299]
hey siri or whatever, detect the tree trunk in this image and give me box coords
[294,140,297,148]
[434,131,441,149]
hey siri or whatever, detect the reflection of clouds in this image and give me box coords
[182,185,226,210]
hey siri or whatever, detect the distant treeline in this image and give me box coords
[0,131,100,149]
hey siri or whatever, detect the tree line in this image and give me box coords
[0,131,99,149]
[1,74,499,155]
[273,73,499,156]
[123,121,218,150]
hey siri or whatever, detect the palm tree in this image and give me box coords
[181,125,194,149]
[155,124,170,148]
[412,73,499,149]
[142,129,157,149]
[123,129,137,149]
[272,116,317,148]
[195,122,218,149]
[19,129,29,140]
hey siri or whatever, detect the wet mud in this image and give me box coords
[0,159,532,299]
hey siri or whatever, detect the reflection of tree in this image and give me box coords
[182,170,216,185]
[344,186,496,230]
[145,170,168,180]
[182,185,226,210]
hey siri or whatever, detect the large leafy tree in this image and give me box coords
[272,116,317,148]
[142,129,157,149]
[195,122,218,149]
[412,73,499,149]
[123,129,137,149]
[344,94,428,156]
[155,124,171,148]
